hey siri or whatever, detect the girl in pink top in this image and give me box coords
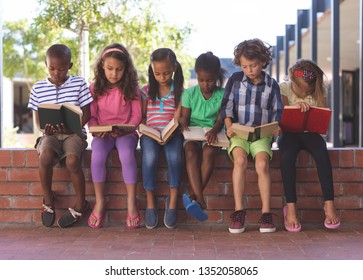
[87,43,142,229]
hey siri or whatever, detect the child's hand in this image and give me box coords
[226,126,235,138]
[205,129,218,145]
[56,123,72,134]
[273,126,282,136]
[178,118,188,132]
[44,124,56,136]
[294,102,310,112]
[92,132,109,138]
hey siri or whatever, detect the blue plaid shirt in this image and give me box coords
[220,71,282,126]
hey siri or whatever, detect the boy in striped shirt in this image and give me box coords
[27,44,93,228]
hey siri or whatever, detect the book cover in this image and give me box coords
[38,103,83,138]
[88,123,137,133]
[139,118,179,143]
[230,121,279,141]
[280,106,332,134]
[182,126,229,147]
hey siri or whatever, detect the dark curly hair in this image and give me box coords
[233,38,272,69]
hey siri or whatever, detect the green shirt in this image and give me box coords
[182,85,224,128]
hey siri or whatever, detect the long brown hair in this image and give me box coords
[92,43,138,101]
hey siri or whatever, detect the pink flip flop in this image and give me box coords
[324,218,341,229]
[87,210,105,229]
[126,201,140,229]
[283,206,302,232]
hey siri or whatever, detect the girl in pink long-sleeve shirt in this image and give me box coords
[87,43,142,229]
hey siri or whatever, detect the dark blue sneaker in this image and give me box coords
[164,196,177,229]
[145,199,158,229]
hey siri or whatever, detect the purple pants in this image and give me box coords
[91,133,138,184]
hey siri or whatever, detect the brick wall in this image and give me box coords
[0,148,362,226]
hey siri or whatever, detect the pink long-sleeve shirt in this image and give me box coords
[88,84,142,127]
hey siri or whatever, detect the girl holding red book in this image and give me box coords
[278,59,340,232]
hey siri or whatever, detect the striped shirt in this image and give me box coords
[27,76,93,135]
[141,84,176,131]
[220,71,282,126]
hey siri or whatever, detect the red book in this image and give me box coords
[280,106,332,134]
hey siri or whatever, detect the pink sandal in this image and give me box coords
[88,210,105,229]
[126,202,140,229]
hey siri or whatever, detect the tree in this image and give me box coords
[34,0,193,83]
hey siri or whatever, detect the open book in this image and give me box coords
[280,106,332,134]
[88,123,137,133]
[182,126,230,147]
[230,121,279,141]
[138,118,179,143]
[38,103,83,138]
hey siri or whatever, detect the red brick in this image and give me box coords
[341,210,363,222]
[0,210,32,223]
[299,182,329,196]
[334,197,361,209]
[13,196,41,209]
[300,209,325,223]
[297,197,324,208]
[0,183,29,195]
[339,149,354,167]
[328,149,340,168]
[296,150,312,167]
[12,150,26,167]
[203,182,226,195]
[26,150,39,167]
[354,149,363,168]
[0,148,362,225]
[341,183,363,195]
[333,169,363,181]
[207,196,234,210]
[0,197,11,208]
[0,170,8,181]
[0,150,11,167]
[9,169,40,182]
[296,168,319,181]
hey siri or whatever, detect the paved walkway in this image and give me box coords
[1,222,363,260]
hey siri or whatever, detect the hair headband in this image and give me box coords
[293,70,315,80]
[101,47,124,58]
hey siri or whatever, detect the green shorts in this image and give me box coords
[227,136,273,161]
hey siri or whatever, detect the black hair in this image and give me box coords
[46,44,72,63]
[195,52,226,86]
[148,48,184,106]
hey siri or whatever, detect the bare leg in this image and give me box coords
[88,182,106,226]
[126,183,138,227]
[66,154,87,212]
[168,187,178,209]
[231,147,248,211]
[38,147,56,206]
[254,152,271,214]
[285,202,301,228]
[324,200,340,224]
[184,142,205,207]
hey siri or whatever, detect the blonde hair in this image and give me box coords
[288,59,326,106]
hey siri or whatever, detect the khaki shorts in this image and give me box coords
[227,136,273,161]
[36,134,87,166]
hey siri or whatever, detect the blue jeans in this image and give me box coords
[140,132,183,191]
